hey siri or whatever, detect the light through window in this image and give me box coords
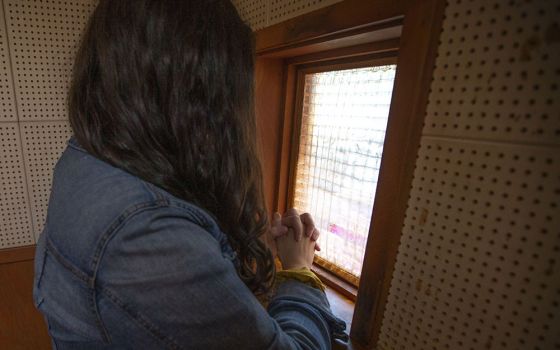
[293,64,396,286]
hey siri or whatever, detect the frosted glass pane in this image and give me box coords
[294,65,396,282]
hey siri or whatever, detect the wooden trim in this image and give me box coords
[312,263,358,301]
[286,38,400,66]
[0,245,36,265]
[314,256,360,289]
[350,0,447,347]
[275,63,298,215]
[284,68,307,215]
[255,58,286,214]
[255,0,407,55]
[257,19,402,59]
[296,53,398,75]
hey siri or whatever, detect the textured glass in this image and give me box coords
[293,65,396,282]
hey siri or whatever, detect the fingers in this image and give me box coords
[314,241,321,252]
[301,213,320,242]
[300,212,316,238]
[310,227,320,242]
[270,212,288,238]
[281,214,304,241]
[282,209,320,243]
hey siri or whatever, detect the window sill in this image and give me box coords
[312,264,358,301]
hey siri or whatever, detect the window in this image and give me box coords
[255,0,444,345]
[291,62,397,287]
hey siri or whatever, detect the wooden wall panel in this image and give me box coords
[0,259,51,350]
[255,58,285,215]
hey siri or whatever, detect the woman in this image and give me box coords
[33,0,346,349]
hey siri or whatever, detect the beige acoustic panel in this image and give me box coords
[0,123,33,248]
[424,0,560,146]
[232,0,268,31]
[4,0,97,121]
[268,0,343,26]
[378,137,560,350]
[0,1,17,122]
[20,121,72,239]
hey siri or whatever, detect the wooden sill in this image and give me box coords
[312,263,358,301]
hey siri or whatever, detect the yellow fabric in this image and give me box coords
[275,267,325,292]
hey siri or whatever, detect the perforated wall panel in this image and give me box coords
[0,123,33,249]
[378,0,560,349]
[21,122,72,239]
[233,0,343,30]
[4,0,96,121]
[379,138,559,350]
[424,0,560,146]
[268,0,343,26]
[0,2,16,122]
[231,0,268,31]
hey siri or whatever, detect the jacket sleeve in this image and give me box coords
[95,205,346,350]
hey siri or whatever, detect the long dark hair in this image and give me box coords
[69,0,274,293]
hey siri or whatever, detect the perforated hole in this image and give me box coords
[0,123,33,248]
[4,0,96,121]
[21,122,72,236]
[232,0,268,31]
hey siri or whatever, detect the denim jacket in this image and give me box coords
[33,138,347,349]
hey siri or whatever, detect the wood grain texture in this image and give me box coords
[0,260,51,350]
[255,0,406,55]
[0,246,35,265]
[255,57,285,215]
[285,39,400,66]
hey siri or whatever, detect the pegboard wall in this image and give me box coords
[232,0,343,31]
[0,2,15,122]
[22,122,72,239]
[4,0,96,121]
[0,0,95,249]
[378,1,560,350]
[0,123,33,248]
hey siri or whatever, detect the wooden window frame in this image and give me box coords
[286,53,398,290]
[254,0,445,348]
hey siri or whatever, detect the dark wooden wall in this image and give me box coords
[0,247,51,350]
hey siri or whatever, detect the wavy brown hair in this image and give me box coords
[69,0,274,293]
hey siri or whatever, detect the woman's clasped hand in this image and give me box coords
[270,209,321,270]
